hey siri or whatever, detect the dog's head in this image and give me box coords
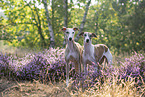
[61,27,79,41]
[79,32,97,43]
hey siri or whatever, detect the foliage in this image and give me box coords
[87,0,145,53]
[1,0,145,52]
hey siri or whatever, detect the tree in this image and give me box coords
[1,0,145,52]
[27,3,47,47]
[1,0,48,47]
[123,0,145,51]
[43,0,55,48]
[75,0,91,42]
[63,0,68,47]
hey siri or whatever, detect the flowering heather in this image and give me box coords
[119,52,145,81]
[0,48,76,82]
[0,52,10,77]
[0,52,16,77]
[0,48,145,91]
[82,52,145,89]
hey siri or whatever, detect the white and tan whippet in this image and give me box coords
[79,32,112,75]
[62,27,83,86]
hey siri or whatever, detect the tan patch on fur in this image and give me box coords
[94,44,108,63]
[104,45,108,52]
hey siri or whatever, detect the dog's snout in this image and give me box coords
[86,39,89,43]
[69,37,72,41]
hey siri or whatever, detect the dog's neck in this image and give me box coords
[84,41,94,55]
[67,40,76,52]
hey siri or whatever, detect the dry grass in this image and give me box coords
[0,76,144,97]
[0,79,71,97]
[0,40,42,57]
[82,77,144,97]
[0,42,145,97]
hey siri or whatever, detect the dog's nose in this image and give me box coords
[69,37,72,41]
[86,39,89,43]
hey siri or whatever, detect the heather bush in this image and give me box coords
[119,52,145,81]
[73,52,145,90]
[0,53,15,77]
[0,48,145,92]
[87,52,145,87]
[15,48,68,81]
[0,48,76,82]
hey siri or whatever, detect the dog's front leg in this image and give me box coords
[66,62,70,87]
[83,61,88,78]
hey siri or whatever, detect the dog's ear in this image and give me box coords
[79,32,84,36]
[61,27,67,32]
[73,27,79,31]
[91,33,97,37]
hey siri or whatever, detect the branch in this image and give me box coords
[34,6,41,27]
[26,3,39,27]
[75,0,91,41]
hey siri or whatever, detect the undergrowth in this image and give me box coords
[0,47,145,96]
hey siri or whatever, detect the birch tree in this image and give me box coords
[63,0,68,47]
[75,0,91,42]
[43,0,55,48]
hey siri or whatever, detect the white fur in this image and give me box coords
[65,28,75,41]
[63,28,82,87]
[83,43,96,64]
[82,32,113,75]
[103,48,112,64]
[66,41,79,62]
[83,33,98,74]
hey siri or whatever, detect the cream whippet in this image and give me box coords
[79,32,112,74]
[62,27,83,86]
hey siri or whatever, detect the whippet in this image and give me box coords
[79,32,112,74]
[62,27,83,86]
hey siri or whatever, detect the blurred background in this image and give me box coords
[0,0,145,54]
[0,1,145,96]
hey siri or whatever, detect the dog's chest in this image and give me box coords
[83,45,95,63]
[65,45,79,61]
[67,50,79,61]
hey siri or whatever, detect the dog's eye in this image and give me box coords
[72,32,74,34]
[84,34,87,36]
[66,32,69,34]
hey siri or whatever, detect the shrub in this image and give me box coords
[0,53,15,77]
[0,49,145,89]
[119,52,145,81]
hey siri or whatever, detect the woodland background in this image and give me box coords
[0,0,145,96]
[0,0,145,53]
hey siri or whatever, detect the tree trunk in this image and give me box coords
[38,26,46,47]
[63,0,68,48]
[94,11,99,42]
[94,12,98,33]
[52,0,54,31]
[75,0,91,42]
[43,0,55,48]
